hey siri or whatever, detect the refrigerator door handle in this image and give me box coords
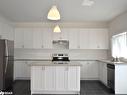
[5,57,9,74]
[5,40,9,56]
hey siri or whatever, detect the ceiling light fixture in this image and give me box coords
[47,5,60,20]
[82,0,95,6]
[53,25,61,33]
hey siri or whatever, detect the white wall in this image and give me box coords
[0,14,14,40]
[15,49,108,60]
[109,11,127,37]
[108,11,127,58]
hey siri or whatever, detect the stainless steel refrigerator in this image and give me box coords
[0,40,14,91]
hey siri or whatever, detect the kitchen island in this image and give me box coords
[28,61,81,95]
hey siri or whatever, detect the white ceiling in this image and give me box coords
[0,0,127,22]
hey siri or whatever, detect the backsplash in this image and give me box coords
[14,49,108,60]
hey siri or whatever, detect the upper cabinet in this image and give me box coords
[69,29,78,49]
[53,28,69,40]
[89,29,109,49]
[14,28,109,49]
[15,28,52,49]
[79,29,90,49]
[79,29,109,49]
[0,22,14,40]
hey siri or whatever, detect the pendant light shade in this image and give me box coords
[47,6,60,20]
[54,25,61,33]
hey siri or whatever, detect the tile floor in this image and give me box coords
[13,80,116,95]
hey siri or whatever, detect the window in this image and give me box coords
[112,32,127,58]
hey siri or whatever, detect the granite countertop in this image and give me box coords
[14,58,97,61]
[98,59,127,65]
[14,58,51,61]
[27,61,82,66]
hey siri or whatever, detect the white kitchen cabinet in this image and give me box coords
[69,29,78,49]
[42,28,52,49]
[44,66,55,90]
[89,29,109,49]
[60,29,69,40]
[80,61,99,80]
[0,23,14,40]
[14,28,24,48]
[31,66,45,90]
[53,28,69,40]
[55,66,68,90]
[99,62,107,86]
[87,61,99,79]
[31,66,80,94]
[14,61,30,80]
[79,29,90,49]
[14,28,33,48]
[68,66,80,91]
[31,66,55,91]
[23,28,33,48]
[33,28,43,49]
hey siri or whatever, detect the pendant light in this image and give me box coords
[53,25,61,33]
[47,5,60,20]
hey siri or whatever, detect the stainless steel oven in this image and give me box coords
[107,64,115,92]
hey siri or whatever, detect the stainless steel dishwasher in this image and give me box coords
[107,64,115,92]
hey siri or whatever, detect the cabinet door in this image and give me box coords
[53,31,61,40]
[31,66,45,90]
[80,61,87,79]
[55,66,68,91]
[97,29,109,49]
[89,29,109,49]
[44,66,55,90]
[79,29,89,49]
[33,28,43,49]
[69,29,78,49]
[68,67,80,91]
[87,61,99,79]
[23,28,33,48]
[99,62,107,86]
[14,28,24,48]
[42,28,52,49]
[102,63,107,85]
[60,28,69,40]
[14,61,30,80]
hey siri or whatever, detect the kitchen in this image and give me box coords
[0,0,127,95]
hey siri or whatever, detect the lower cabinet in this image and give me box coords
[14,61,30,80]
[31,66,80,94]
[80,61,99,80]
[99,62,107,86]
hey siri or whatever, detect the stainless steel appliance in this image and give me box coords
[52,40,69,49]
[0,40,14,91]
[52,54,70,63]
[107,64,115,92]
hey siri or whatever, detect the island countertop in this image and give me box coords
[27,61,82,66]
